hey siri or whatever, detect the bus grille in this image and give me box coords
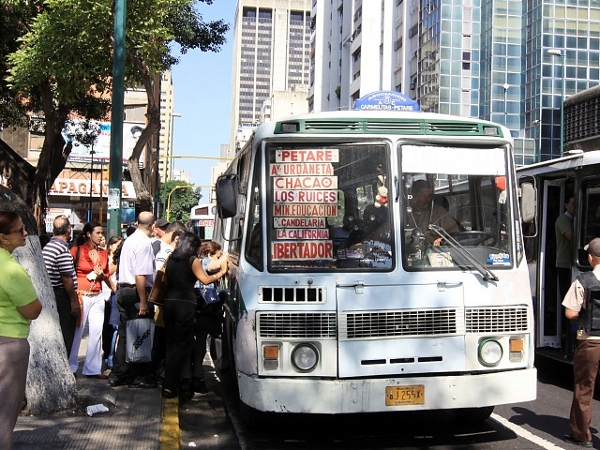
[340,309,458,339]
[466,307,529,333]
[260,287,326,303]
[299,120,487,135]
[258,312,337,338]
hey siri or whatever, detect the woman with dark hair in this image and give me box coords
[102,235,123,368]
[192,241,227,394]
[161,232,228,400]
[69,221,113,378]
[0,211,42,448]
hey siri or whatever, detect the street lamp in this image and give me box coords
[547,48,565,157]
[502,83,509,127]
[167,112,181,181]
[532,119,541,161]
[88,146,95,222]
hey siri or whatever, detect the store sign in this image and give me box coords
[49,178,136,199]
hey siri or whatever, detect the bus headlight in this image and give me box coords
[291,344,319,372]
[478,339,503,367]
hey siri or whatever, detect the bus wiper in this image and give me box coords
[428,224,499,282]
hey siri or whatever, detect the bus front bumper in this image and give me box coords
[237,368,537,414]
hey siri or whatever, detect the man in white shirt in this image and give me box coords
[108,212,156,388]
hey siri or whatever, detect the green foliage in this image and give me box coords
[2,0,229,125]
[161,180,202,223]
[0,0,229,219]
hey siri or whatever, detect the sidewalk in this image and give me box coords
[12,332,165,450]
[12,336,239,450]
[13,378,163,449]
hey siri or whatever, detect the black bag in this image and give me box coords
[577,271,600,335]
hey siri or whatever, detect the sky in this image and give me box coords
[170,1,237,194]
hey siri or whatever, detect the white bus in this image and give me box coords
[517,150,600,362]
[213,94,536,422]
[189,203,215,240]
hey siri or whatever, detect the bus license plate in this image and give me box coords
[385,385,425,406]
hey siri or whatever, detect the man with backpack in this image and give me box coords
[562,237,600,448]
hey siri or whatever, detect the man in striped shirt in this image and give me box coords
[42,216,80,357]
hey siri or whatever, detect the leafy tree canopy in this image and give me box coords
[0,0,228,227]
[161,179,202,223]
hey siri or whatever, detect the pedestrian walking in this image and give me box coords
[0,211,42,450]
[562,237,600,448]
[42,215,80,357]
[69,221,114,379]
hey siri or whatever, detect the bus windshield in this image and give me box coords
[267,142,394,271]
[401,145,513,271]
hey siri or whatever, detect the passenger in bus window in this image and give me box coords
[407,179,459,244]
[556,196,575,300]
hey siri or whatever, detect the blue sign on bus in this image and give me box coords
[353,91,420,112]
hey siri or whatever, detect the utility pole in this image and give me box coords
[108,0,126,237]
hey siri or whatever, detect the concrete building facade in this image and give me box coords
[229,0,312,151]
[308,0,600,164]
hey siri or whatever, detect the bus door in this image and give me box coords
[537,179,568,350]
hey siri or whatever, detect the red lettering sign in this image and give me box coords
[275,149,339,163]
[272,241,334,260]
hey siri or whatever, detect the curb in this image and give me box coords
[160,396,181,449]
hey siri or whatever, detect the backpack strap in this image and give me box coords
[577,272,600,311]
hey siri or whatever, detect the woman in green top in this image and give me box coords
[0,211,42,449]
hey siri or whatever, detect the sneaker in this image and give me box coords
[563,435,593,448]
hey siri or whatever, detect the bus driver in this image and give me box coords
[407,179,459,244]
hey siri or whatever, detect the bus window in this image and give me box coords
[267,143,393,271]
[245,154,263,270]
[401,145,512,270]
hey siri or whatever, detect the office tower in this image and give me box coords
[310,0,600,164]
[158,71,176,181]
[230,0,312,151]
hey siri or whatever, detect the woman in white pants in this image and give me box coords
[69,221,114,378]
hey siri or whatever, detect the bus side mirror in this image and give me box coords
[520,182,536,224]
[215,174,239,219]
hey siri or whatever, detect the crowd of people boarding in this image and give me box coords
[0,210,229,447]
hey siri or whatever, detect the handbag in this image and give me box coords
[148,256,169,306]
[125,318,155,363]
[201,286,220,305]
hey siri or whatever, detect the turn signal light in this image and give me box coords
[509,337,524,362]
[264,345,279,360]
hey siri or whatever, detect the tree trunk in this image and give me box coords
[0,186,77,414]
[126,56,160,213]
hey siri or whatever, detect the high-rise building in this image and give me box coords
[158,71,176,181]
[229,0,312,151]
[309,0,600,164]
